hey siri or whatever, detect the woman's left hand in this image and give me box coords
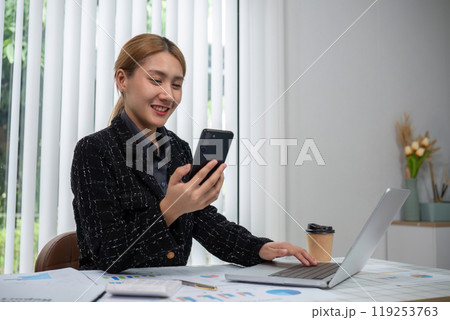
[259,242,318,266]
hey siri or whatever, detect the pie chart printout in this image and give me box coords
[266,289,302,296]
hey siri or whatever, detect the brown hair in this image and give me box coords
[108,33,186,125]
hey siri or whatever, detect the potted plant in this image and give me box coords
[396,113,440,221]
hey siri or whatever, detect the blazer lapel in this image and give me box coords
[110,114,166,200]
[133,165,165,200]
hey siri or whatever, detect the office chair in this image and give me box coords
[34,231,81,272]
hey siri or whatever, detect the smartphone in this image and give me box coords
[183,129,234,185]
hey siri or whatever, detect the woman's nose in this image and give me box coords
[158,83,173,102]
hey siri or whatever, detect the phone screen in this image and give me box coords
[183,129,234,185]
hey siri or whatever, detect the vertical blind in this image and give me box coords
[4,0,25,274]
[1,0,240,274]
[238,0,286,242]
[38,0,65,261]
[1,0,287,274]
[20,0,43,273]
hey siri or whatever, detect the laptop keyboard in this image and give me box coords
[269,262,341,280]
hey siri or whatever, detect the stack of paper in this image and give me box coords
[0,268,105,302]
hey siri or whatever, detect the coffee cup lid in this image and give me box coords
[306,223,335,234]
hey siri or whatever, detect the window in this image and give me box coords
[0,0,239,273]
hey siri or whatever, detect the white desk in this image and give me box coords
[87,258,450,302]
[1,258,450,302]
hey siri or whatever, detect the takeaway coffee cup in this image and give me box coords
[306,223,335,262]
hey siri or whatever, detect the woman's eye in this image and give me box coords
[150,78,162,84]
[172,83,182,89]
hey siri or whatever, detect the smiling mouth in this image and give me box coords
[151,105,170,113]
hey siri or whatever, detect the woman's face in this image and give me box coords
[118,51,184,132]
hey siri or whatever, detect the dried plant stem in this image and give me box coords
[396,112,412,147]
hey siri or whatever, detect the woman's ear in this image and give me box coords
[115,69,128,93]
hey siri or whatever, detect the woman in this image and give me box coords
[71,34,317,273]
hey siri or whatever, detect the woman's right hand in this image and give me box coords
[160,160,226,226]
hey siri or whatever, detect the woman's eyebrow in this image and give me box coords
[147,69,184,81]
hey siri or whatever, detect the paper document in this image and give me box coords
[85,264,339,302]
[0,268,105,302]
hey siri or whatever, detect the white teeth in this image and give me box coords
[152,105,169,112]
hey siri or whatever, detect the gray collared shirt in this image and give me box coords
[121,109,169,194]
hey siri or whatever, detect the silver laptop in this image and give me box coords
[225,188,410,289]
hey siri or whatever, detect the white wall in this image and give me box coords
[284,0,450,259]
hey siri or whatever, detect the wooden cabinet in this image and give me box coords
[387,221,450,270]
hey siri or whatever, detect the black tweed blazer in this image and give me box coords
[71,114,272,273]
